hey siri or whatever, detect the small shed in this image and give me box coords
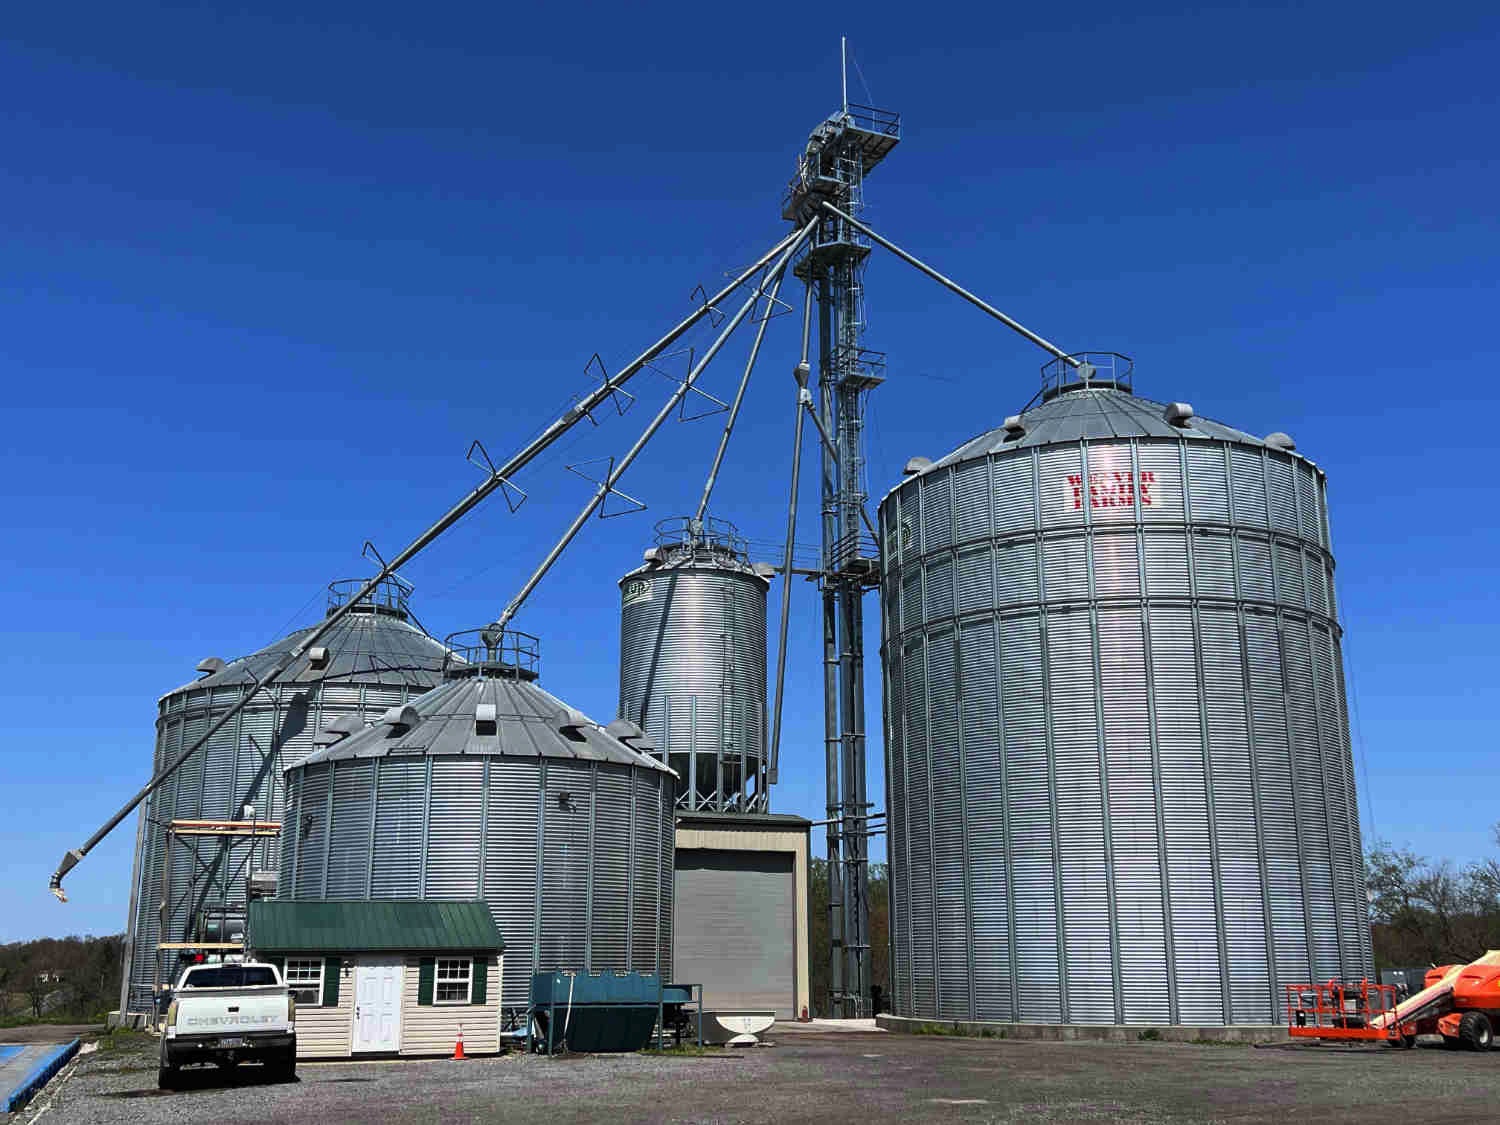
[248,899,504,1058]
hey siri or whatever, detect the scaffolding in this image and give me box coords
[152,817,281,1006]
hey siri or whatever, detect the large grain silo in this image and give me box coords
[879,354,1369,1027]
[281,629,676,1011]
[121,578,450,1016]
[618,517,773,812]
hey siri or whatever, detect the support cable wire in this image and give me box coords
[816,201,1079,367]
[1333,573,1378,850]
[48,224,804,901]
[494,217,819,632]
[768,277,817,785]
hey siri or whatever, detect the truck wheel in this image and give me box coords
[268,1049,297,1083]
[1459,1012,1493,1051]
[157,1066,177,1091]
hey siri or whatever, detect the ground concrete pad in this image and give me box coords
[775,1018,885,1033]
[0,1038,81,1113]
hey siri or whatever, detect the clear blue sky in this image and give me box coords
[3,3,1497,942]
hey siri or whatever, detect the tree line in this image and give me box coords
[808,859,890,1016]
[0,934,123,1024]
[1368,822,1500,969]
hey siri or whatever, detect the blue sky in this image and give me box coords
[2,2,1497,941]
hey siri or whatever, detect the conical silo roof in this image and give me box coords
[295,631,674,775]
[930,384,1278,469]
[162,578,451,699]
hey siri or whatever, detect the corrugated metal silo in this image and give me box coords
[280,629,677,1010]
[878,354,1370,1026]
[121,577,450,1015]
[617,517,772,811]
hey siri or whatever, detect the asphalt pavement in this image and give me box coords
[10,1029,1500,1124]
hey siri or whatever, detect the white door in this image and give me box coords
[352,958,402,1053]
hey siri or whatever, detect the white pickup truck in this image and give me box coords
[160,961,297,1088]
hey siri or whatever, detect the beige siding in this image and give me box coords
[289,958,355,1059]
[674,826,810,1018]
[398,955,503,1056]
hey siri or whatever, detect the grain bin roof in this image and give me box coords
[249,899,503,953]
[929,386,1287,469]
[294,672,675,775]
[164,584,452,699]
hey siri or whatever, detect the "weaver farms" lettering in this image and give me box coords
[1066,471,1158,510]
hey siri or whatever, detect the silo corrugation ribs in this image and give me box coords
[122,603,451,1015]
[879,385,1371,1025]
[279,671,675,1014]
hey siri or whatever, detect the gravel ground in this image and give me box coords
[10,1031,1500,1124]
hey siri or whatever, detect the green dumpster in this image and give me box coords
[530,971,664,1054]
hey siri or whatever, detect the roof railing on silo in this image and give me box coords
[442,626,540,682]
[653,515,750,563]
[1039,351,1134,402]
[326,575,414,619]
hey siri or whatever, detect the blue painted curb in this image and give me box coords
[1,1038,81,1114]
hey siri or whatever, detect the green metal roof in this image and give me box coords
[248,900,503,954]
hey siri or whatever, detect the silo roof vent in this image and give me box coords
[1163,402,1195,428]
[903,456,934,475]
[605,717,639,740]
[752,562,778,580]
[1265,431,1297,452]
[379,704,422,733]
[195,656,227,677]
[314,713,366,746]
[1002,415,1026,440]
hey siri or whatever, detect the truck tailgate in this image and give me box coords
[171,988,292,1038]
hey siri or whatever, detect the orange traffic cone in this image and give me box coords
[452,1025,466,1060]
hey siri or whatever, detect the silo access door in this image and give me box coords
[673,849,795,1017]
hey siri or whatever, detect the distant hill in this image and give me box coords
[0,933,123,1024]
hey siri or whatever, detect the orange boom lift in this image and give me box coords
[1286,951,1500,1050]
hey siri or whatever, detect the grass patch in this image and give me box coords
[913,1022,1009,1039]
[640,1043,729,1057]
[1188,1037,1251,1048]
[93,1027,154,1053]
[912,1022,966,1037]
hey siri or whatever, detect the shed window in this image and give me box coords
[284,958,324,1006]
[435,958,472,1005]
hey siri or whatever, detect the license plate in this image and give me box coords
[218,1037,246,1048]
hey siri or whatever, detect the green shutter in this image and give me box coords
[471,957,487,1006]
[322,957,341,1007]
[418,957,435,1006]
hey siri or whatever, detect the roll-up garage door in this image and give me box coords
[674,848,795,1017]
